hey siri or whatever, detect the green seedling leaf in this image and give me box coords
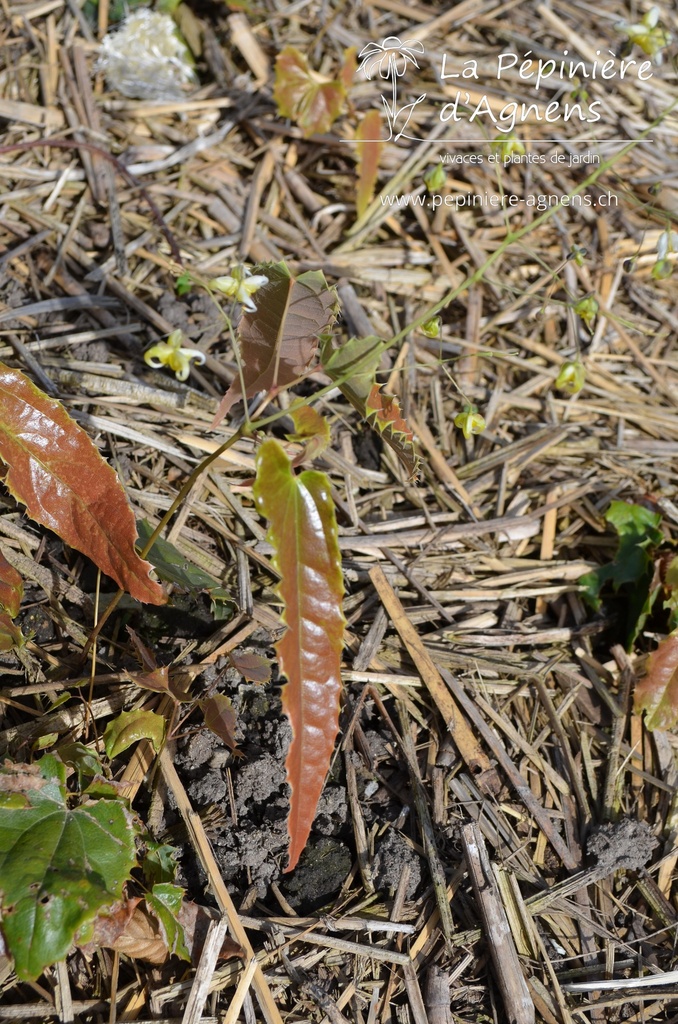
[0,364,165,605]
[321,336,418,477]
[355,111,383,218]
[635,631,678,730]
[103,710,166,760]
[580,501,663,647]
[0,756,137,980]
[274,46,346,137]
[142,841,180,886]
[0,548,22,618]
[201,694,240,753]
[56,742,102,785]
[287,405,331,464]
[175,272,192,295]
[0,612,24,653]
[146,883,190,961]
[253,439,345,871]
[136,519,234,619]
[213,262,338,425]
[229,650,272,685]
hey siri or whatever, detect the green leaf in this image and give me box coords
[580,501,663,646]
[146,883,190,961]
[103,710,166,760]
[56,742,102,785]
[175,272,192,296]
[253,439,345,871]
[635,630,678,730]
[136,519,234,618]
[0,363,165,605]
[321,336,418,476]
[273,46,346,137]
[213,262,338,424]
[0,612,24,652]
[142,842,180,886]
[0,756,137,980]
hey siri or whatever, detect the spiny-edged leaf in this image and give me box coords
[274,46,346,137]
[103,710,166,760]
[201,694,240,753]
[229,650,273,684]
[214,263,338,424]
[356,111,383,218]
[146,883,190,961]
[0,612,24,652]
[321,337,418,477]
[0,364,165,605]
[287,404,331,464]
[580,501,663,646]
[365,384,418,477]
[253,439,345,871]
[136,519,234,617]
[0,755,137,980]
[635,631,678,730]
[0,548,22,618]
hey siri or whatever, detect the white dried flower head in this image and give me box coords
[98,9,196,101]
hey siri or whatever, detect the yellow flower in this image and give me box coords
[555,360,586,394]
[209,266,269,312]
[574,296,599,332]
[420,316,441,338]
[454,407,486,439]
[144,330,206,382]
[492,133,525,161]
[616,7,672,63]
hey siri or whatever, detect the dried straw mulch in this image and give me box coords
[1,0,678,1021]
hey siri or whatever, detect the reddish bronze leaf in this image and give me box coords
[635,631,678,730]
[355,111,383,218]
[365,384,418,477]
[213,263,337,425]
[253,439,345,871]
[201,694,240,753]
[0,548,23,618]
[229,650,273,685]
[0,364,165,605]
[274,47,346,137]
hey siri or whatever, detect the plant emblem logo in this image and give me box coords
[357,36,427,141]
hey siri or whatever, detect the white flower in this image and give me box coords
[657,228,678,260]
[209,266,269,313]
